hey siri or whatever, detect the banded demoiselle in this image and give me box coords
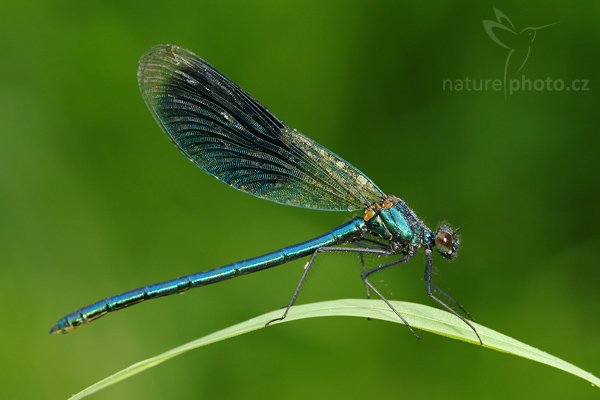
[50,44,480,343]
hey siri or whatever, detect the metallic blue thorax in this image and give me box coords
[366,199,429,247]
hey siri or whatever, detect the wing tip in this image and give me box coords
[137,44,178,88]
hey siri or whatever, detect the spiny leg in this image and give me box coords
[361,253,419,338]
[359,237,391,248]
[265,246,394,327]
[362,252,413,280]
[355,238,398,299]
[424,249,483,345]
[359,253,370,299]
[429,282,474,321]
[355,240,392,299]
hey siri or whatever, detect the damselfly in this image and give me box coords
[50,44,480,343]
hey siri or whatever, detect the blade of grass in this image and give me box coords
[68,299,599,399]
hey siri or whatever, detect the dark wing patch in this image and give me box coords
[138,44,384,211]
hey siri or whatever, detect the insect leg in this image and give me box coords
[424,249,483,345]
[428,282,475,321]
[354,240,393,299]
[360,253,419,338]
[265,246,393,327]
[359,253,370,299]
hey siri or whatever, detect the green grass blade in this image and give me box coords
[68,299,599,399]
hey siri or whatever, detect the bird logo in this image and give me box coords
[483,8,556,96]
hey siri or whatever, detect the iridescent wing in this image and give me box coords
[138,44,384,211]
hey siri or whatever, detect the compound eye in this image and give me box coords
[435,230,453,254]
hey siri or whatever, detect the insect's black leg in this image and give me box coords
[362,252,412,280]
[361,253,420,338]
[359,254,370,299]
[424,249,483,345]
[359,237,390,248]
[354,240,393,299]
[265,246,394,327]
[429,283,474,321]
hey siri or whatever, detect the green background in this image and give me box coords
[1,1,598,399]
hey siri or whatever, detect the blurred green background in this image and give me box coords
[1,1,598,399]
